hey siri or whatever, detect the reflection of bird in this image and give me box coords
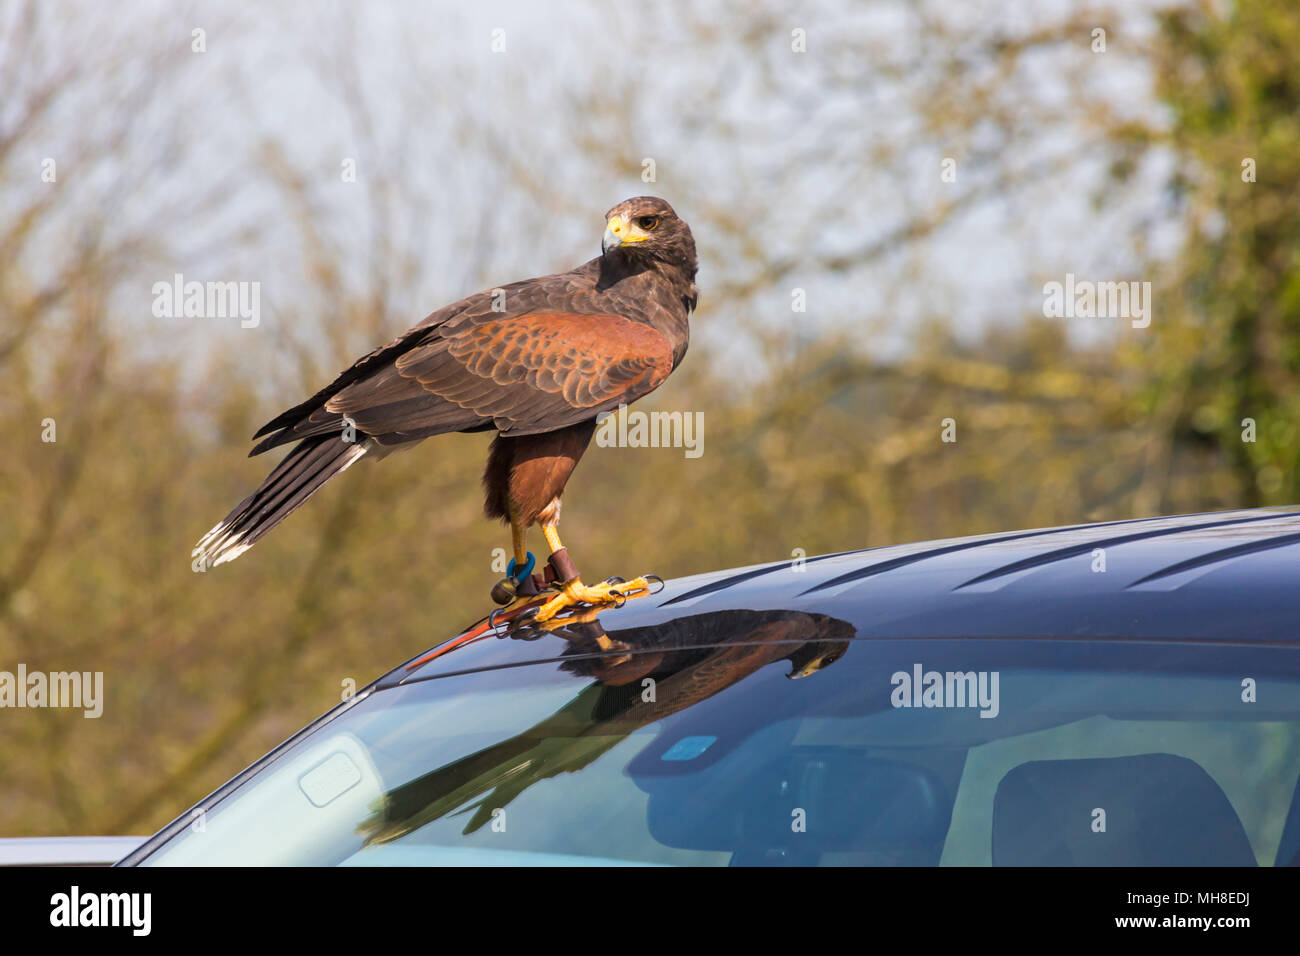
[195,197,697,620]
[555,613,851,707]
[359,609,854,843]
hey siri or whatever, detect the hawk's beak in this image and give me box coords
[602,215,627,255]
[786,655,832,680]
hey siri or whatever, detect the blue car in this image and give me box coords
[121,508,1300,866]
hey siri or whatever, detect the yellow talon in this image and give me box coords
[531,576,654,623]
[526,521,658,627]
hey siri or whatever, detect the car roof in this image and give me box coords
[120,506,1300,866]
[381,506,1300,687]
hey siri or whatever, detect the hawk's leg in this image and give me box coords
[529,520,659,626]
[489,511,541,606]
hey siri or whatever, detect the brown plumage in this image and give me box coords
[194,197,698,572]
[482,420,597,526]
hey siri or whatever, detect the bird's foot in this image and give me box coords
[530,574,662,624]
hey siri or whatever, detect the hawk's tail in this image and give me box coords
[193,435,371,568]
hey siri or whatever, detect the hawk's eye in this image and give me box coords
[636,215,660,231]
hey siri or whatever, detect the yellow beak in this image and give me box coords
[602,214,648,254]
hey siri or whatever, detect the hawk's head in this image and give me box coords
[602,196,696,275]
[784,639,849,680]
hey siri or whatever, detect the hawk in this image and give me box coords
[195,196,698,624]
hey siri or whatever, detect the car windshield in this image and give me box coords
[137,608,1300,866]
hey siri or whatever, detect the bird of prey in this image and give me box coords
[194,196,698,623]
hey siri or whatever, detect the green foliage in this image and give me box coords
[1149,0,1300,504]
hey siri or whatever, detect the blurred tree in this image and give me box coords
[1144,0,1300,506]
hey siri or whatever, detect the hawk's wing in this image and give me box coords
[250,310,673,454]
